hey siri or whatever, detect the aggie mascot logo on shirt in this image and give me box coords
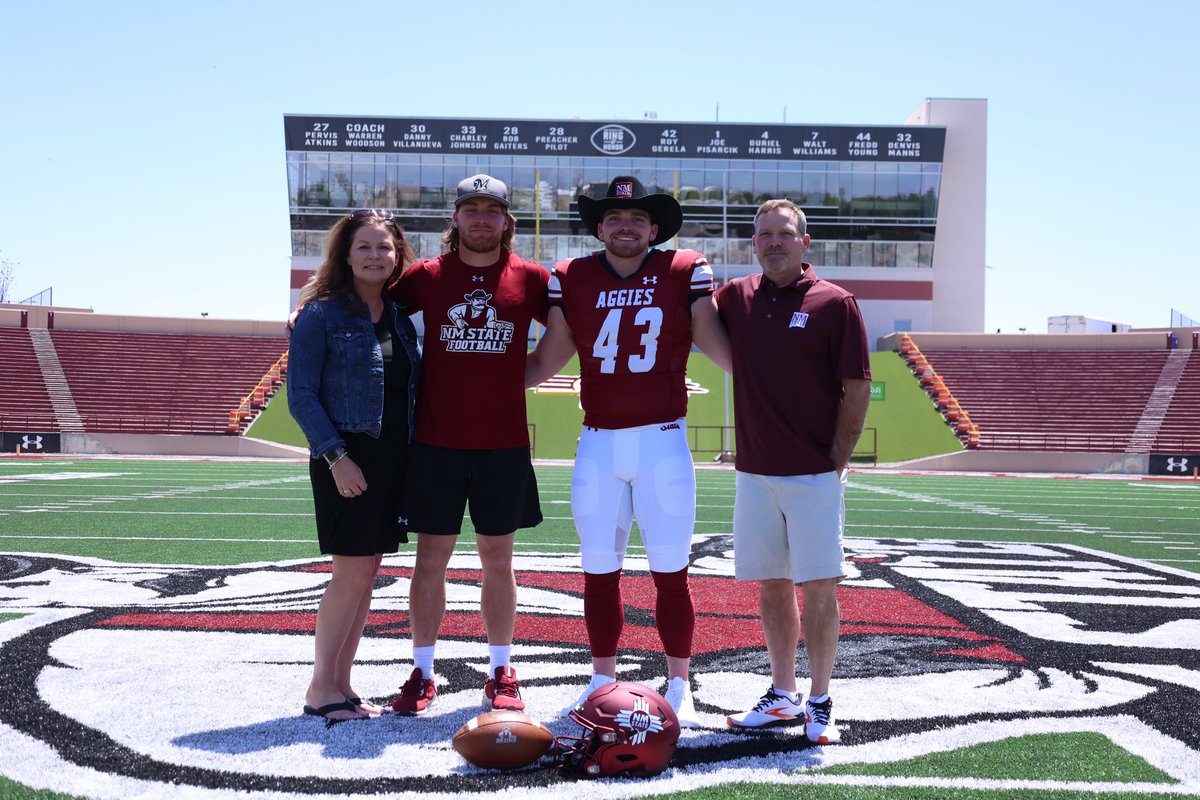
[1,540,1198,797]
[442,289,516,353]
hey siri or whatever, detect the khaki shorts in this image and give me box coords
[732,469,847,583]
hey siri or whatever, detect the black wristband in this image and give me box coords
[321,446,348,469]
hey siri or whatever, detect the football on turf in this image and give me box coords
[452,710,553,770]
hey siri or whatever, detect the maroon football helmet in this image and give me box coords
[554,681,680,778]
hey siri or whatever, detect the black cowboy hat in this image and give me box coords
[577,176,683,247]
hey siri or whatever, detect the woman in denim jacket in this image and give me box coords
[288,209,420,721]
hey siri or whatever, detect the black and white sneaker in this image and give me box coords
[726,687,803,729]
[805,696,841,744]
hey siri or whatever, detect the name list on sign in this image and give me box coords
[304,122,338,148]
[343,123,385,148]
[792,131,838,157]
[450,124,488,150]
[747,130,782,156]
[652,128,686,154]
[887,132,922,157]
[533,125,577,152]
[696,130,738,155]
[394,123,444,150]
[847,132,878,157]
[286,117,946,162]
[495,124,529,151]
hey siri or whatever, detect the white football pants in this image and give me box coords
[571,420,696,574]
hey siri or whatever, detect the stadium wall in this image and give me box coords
[58,433,305,458]
[878,330,1200,351]
[0,304,284,337]
[896,449,1149,474]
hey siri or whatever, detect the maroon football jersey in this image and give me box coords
[549,249,713,429]
[389,250,549,449]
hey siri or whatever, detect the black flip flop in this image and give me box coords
[303,700,360,719]
[348,697,386,714]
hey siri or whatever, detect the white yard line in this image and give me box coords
[852,482,1113,537]
[5,475,310,515]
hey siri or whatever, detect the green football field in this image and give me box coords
[1,458,1197,573]
[0,456,1198,800]
[248,350,967,465]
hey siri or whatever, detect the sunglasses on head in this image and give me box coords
[349,209,393,221]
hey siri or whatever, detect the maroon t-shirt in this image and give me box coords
[549,249,713,429]
[389,250,549,449]
[716,265,871,476]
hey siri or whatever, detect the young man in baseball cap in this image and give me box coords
[387,174,549,716]
[526,176,731,726]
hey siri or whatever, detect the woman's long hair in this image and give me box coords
[300,212,414,310]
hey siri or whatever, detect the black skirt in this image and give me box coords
[310,384,410,556]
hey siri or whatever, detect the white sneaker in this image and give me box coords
[805,696,841,743]
[726,686,804,729]
[664,676,700,728]
[559,673,615,717]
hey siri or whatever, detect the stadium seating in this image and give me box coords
[47,329,288,435]
[1153,349,1200,452]
[0,328,58,431]
[918,347,1197,452]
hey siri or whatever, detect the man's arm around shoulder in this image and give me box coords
[690,295,732,373]
[525,306,577,388]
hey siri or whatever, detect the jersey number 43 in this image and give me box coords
[592,307,663,374]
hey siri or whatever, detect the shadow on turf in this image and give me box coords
[173,705,487,761]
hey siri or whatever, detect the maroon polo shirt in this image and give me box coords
[715,264,871,476]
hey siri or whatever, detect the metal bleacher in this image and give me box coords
[919,346,1198,453]
[0,326,288,436]
[0,327,58,431]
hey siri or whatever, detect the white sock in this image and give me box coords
[413,645,435,679]
[772,686,801,703]
[590,673,616,691]
[488,645,511,674]
[808,692,830,705]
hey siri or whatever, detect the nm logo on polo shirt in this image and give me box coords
[789,311,809,328]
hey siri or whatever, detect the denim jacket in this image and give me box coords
[287,294,420,458]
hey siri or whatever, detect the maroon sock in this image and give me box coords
[651,567,695,659]
[583,569,623,658]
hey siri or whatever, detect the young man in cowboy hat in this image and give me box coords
[526,175,731,727]
[387,174,548,716]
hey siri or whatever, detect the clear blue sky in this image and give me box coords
[2,0,1197,332]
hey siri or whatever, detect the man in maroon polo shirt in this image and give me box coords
[715,198,871,744]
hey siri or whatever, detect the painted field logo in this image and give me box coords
[0,539,1198,798]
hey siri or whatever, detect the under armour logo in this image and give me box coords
[21,435,44,450]
[397,515,408,525]
[473,178,488,190]
[1166,457,1189,472]
[642,276,658,285]
[472,275,485,283]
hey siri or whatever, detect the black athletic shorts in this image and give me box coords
[399,442,542,536]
